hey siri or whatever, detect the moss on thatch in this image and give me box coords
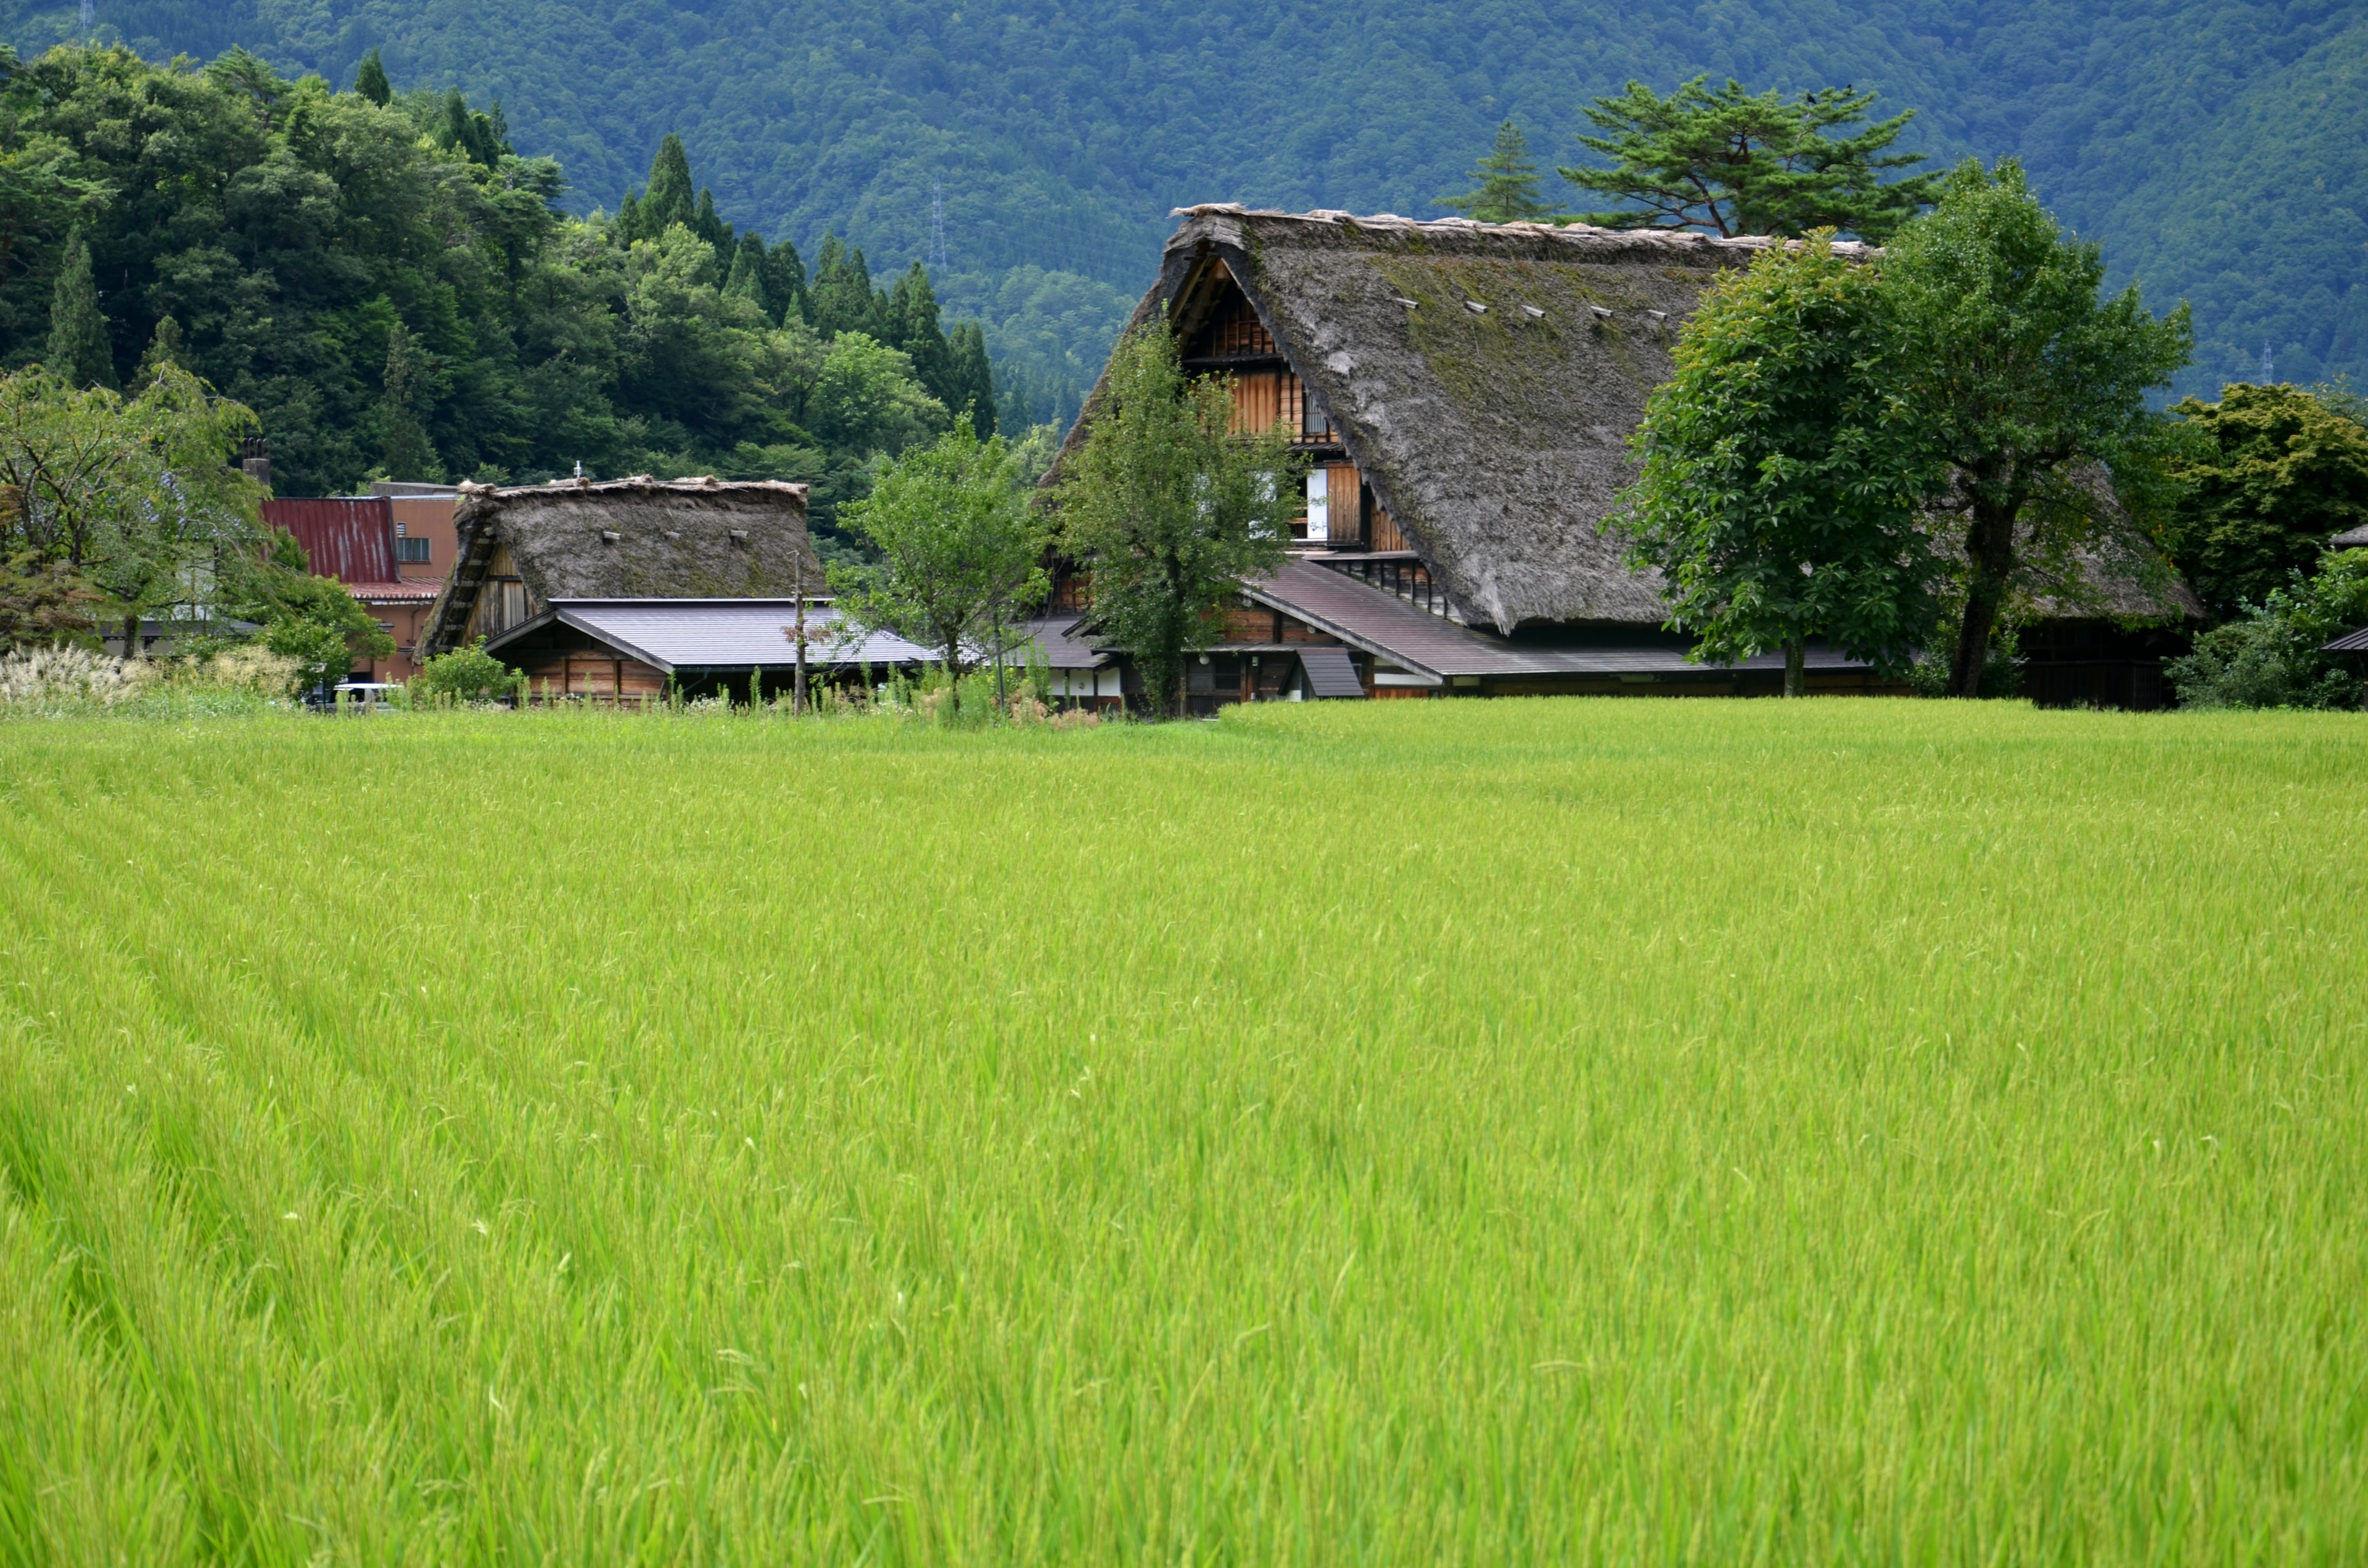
[420,476,818,657]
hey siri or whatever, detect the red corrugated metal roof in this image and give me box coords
[263,498,396,585]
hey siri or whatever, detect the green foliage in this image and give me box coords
[376,321,440,483]
[0,361,264,639]
[0,548,104,645]
[229,557,394,681]
[261,612,352,690]
[0,44,990,551]
[413,638,512,701]
[834,421,1046,675]
[936,266,1133,432]
[2166,548,2368,710]
[1437,121,1552,223]
[351,46,388,107]
[4,0,2359,398]
[42,222,107,386]
[2163,383,2368,618]
[1885,159,2193,696]
[1561,78,1938,241]
[1051,316,1296,716]
[1619,235,1944,691]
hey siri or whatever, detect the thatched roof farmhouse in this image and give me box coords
[1045,205,2199,711]
[419,477,822,658]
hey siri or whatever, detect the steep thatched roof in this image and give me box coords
[420,476,819,656]
[1061,205,2200,633]
[1061,207,1853,631]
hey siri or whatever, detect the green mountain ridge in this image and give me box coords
[5,0,2361,408]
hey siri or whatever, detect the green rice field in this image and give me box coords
[1,699,2362,1564]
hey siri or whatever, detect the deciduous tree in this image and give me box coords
[1885,160,2193,696]
[1050,316,1296,716]
[1618,233,1943,694]
[2163,383,2368,618]
[834,422,1046,677]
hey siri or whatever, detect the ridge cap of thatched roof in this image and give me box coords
[454,475,810,508]
[1161,205,1879,262]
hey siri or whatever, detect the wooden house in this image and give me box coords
[477,599,940,702]
[1048,205,2200,711]
[418,476,823,660]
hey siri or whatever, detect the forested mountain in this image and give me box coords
[0,46,1001,536]
[4,0,2362,413]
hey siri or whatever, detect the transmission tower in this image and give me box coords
[80,0,94,31]
[930,180,948,273]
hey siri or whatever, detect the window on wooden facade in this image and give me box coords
[395,536,432,564]
[1305,468,1330,543]
[1206,296,1276,357]
[1301,388,1334,440]
[485,577,527,633]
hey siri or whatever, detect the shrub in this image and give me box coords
[2167,548,2368,710]
[264,616,357,691]
[414,641,514,704]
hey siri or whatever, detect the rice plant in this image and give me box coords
[0,698,2360,1564]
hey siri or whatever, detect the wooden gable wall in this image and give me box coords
[1182,276,1404,553]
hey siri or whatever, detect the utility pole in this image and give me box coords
[792,554,810,715]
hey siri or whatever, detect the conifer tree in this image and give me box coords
[379,322,441,482]
[946,321,997,439]
[763,239,808,325]
[352,47,391,105]
[889,261,954,403]
[641,135,696,234]
[1562,78,1936,241]
[138,314,189,385]
[808,237,885,339]
[1438,120,1553,223]
[46,228,113,389]
[725,235,767,305]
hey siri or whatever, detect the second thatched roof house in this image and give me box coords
[419,476,824,659]
[1043,205,2198,711]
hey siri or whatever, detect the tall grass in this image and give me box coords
[0,699,2361,1564]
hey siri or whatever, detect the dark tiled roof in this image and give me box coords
[1022,615,1110,670]
[2322,625,2368,652]
[1250,558,1880,681]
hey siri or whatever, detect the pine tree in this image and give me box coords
[46,228,113,389]
[641,135,696,234]
[1438,120,1552,223]
[379,322,442,482]
[352,47,391,106]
